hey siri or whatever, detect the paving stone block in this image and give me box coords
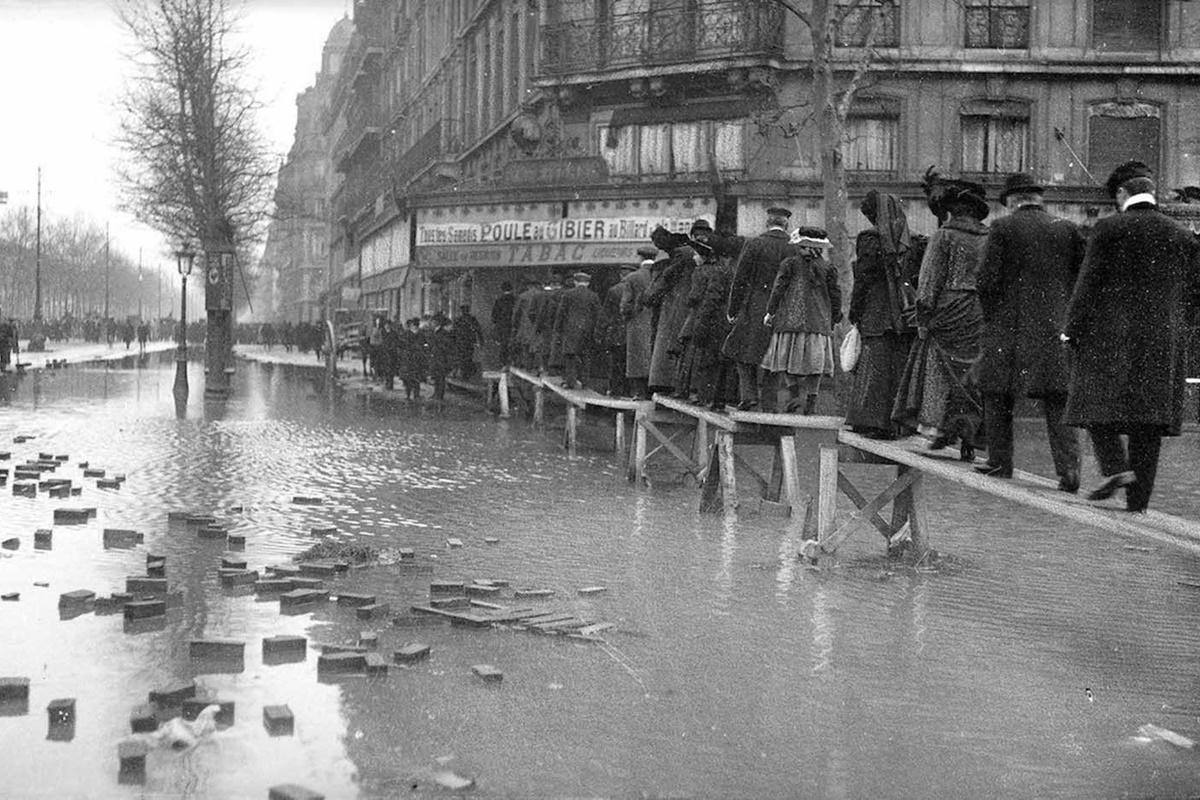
[471,664,503,683]
[289,577,325,591]
[148,680,196,705]
[189,639,245,659]
[58,589,95,606]
[103,529,143,549]
[392,643,431,663]
[317,651,366,675]
[12,482,36,498]
[96,478,122,490]
[1,592,18,601]
[577,586,608,596]
[117,739,149,784]
[429,581,464,595]
[47,485,70,498]
[0,677,30,700]
[484,537,500,544]
[268,784,325,800]
[226,534,246,550]
[446,537,464,548]
[123,599,166,621]
[129,703,158,733]
[0,451,8,460]
[198,525,228,540]
[266,564,302,577]
[52,508,88,524]
[47,697,76,726]
[146,560,166,578]
[181,698,234,727]
[263,704,294,736]
[473,578,510,587]
[1,538,18,550]
[220,555,248,570]
[255,579,293,594]
[166,510,192,521]
[279,589,328,609]
[358,631,379,649]
[69,487,82,496]
[336,592,376,607]
[319,643,368,655]
[185,514,216,526]
[291,496,323,505]
[310,526,337,537]
[397,547,415,560]
[126,577,168,595]
[355,602,390,621]
[464,584,501,597]
[54,455,68,462]
[430,596,469,609]
[298,561,337,577]
[364,653,388,677]
[37,452,54,461]
[219,569,258,587]
[82,468,105,478]
[262,635,306,659]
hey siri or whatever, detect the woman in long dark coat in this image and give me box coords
[892,181,989,459]
[846,191,916,438]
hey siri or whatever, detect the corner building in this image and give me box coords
[321,0,1200,349]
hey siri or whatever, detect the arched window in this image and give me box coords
[1088,101,1161,182]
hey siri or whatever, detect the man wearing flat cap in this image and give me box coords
[553,271,601,390]
[1063,160,1200,512]
[976,172,1086,491]
[723,205,797,410]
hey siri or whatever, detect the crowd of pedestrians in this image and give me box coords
[488,159,1199,515]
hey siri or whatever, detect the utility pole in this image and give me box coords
[104,224,111,346]
[138,248,143,322]
[34,167,41,323]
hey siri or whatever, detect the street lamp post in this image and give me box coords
[173,241,196,400]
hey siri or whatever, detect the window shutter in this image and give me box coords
[1089,116,1161,183]
[1093,0,1162,52]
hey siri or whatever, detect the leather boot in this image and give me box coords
[784,377,803,413]
[735,363,759,409]
[802,394,818,415]
[760,371,781,413]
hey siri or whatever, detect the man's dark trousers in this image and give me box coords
[983,392,1080,480]
[1088,423,1162,511]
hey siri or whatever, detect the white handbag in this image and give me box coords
[840,325,862,372]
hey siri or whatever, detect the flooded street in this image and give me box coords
[1,358,1199,799]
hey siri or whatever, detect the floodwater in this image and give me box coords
[1,357,1200,799]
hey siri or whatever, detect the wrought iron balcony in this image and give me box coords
[541,0,784,77]
[392,121,445,189]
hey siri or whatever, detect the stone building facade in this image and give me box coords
[299,0,1200,338]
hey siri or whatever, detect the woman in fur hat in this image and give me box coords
[892,178,989,459]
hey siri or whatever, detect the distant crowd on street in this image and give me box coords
[353,309,484,402]
[483,160,1200,515]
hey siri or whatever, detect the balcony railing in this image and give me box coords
[541,0,784,76]
[393,121,444,189]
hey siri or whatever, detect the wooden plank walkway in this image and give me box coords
[507,367,651,456]
[802,430,1200,562]
[410,603,610,641]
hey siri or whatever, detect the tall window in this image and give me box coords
[961,114,1029,174]
[836,0,899,47]
[965,0,1030,48]
[845,100,900,173]
[1093,0,1162,52]
[600,121,745,177]
[1089,102,1161,183]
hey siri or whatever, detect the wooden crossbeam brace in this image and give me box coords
[642,419,700,474]
[820,467,919,554]
[836,471,896,539]
[732,452,771,498]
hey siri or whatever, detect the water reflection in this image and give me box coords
[1,362,1200,797]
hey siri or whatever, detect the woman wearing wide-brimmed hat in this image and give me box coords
[761,227,843,414]
[892,178,990,459]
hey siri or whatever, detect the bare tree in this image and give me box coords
[762,0,892,300]
[114,0,273,253]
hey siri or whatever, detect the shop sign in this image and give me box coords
[204,252,234,311]
[501,157,609,187]
[416,213,706,268]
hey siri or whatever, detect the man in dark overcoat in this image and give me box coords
[602,263,635,397]
[723,206,796,409]
[1063,160,1200,512]
[511,278,541,368]
[490,282,516,367]
[553,271,601,390]
[621,251,657,399]
[976,172,1086,491]
[529,275,562,374]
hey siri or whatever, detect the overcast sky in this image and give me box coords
[0,0,348,274]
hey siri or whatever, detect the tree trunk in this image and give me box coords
[810,0,851,313]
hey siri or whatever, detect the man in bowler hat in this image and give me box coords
[1062,160,1200,511]
[723,205,796,410]
[976,172,1085,491]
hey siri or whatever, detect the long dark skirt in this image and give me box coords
[846,330,913,436]
[892,291,983,439]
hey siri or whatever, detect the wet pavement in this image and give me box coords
[1,357,1200,799]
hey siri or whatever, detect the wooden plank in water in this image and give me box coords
[653,394,739,431]
[410,605,492,627]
